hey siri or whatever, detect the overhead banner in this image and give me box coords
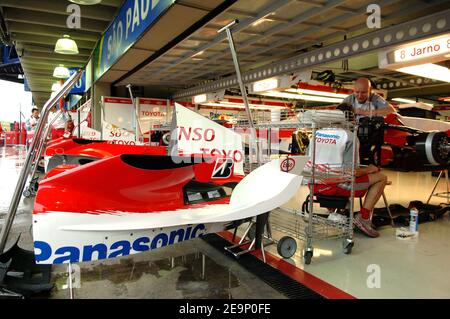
[94,0,175,82]
[62,68,86,95]
[379,33,450,69]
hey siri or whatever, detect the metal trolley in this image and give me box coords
[235,110,358,265]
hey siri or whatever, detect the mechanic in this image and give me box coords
[48,105,68,139]
[311,103,388,237]
[25,107,40,132]
[343,77,396,119]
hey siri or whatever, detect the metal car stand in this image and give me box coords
[0,235,53,298]
[426,169,449,204]
[0,70,84,298]
[22,111,64,198]
[224,213,275,263]
[218,20,275,262]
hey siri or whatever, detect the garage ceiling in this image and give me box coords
[112,0,450,103]
[0,0,449,107]
[0,0,124,106]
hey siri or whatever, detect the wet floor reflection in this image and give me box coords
[0,146,28,213]
[47,252,240,299]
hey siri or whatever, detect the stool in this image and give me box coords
[302,194,354,214]
[304,183,395,227]
[316,195,349,211]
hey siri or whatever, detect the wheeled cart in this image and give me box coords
[234,110,358,264]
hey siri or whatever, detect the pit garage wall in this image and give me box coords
[93,82,111,131]
[101,96,278,133]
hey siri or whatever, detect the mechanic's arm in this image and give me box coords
[355,104,396,117]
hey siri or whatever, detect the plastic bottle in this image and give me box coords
[409,208,419,233]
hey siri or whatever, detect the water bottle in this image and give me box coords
[409,208,419,233]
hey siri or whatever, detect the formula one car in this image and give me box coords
[358,113,450,171]
[31,103,303,265]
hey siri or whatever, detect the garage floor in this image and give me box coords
[1,145,450,299]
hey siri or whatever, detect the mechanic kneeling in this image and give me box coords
[309,103,388,238]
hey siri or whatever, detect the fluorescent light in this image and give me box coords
[392,98,416,104]
[53,65,70,79]
[396,63,450,83]
[252,13,276,27]
[260,91,344,103]
[193,94,207,104]
[392,98,433,107]
[54,35,79,55]
[202,101,285,111]
[286,88,349,98]
[252,78,279,92]
[192,50,204,57]
[69,0,102,4]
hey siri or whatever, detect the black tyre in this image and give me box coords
[23,189,32,198]
[416,132,450,165]
[304,250,313,265]
[343,242,354,254]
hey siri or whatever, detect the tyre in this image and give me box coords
[277,236,297,259]
[23,189,32,198]
[304,250,313,265]
[343,242,354,254]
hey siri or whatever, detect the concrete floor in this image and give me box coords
[1,145,450,299]
[47,238,286,299]
[263,169,450,299]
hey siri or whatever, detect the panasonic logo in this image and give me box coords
[34,224,206,264]
[316,132,340,139]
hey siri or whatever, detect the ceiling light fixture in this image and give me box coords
[68,0,102,5]
[252,78,279,92]
[392,98,416,104]
[286,88,349,99]
[192,50,204,57]
[396,63,450,83]
[252,13,276,27]
[193,94,207,104]
[53,65,70,79]
[202,101,285,111]
[54,35,79,55]
[392,98,433,107]
[260,91,344,103]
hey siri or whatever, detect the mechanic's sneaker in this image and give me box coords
[353,214,379,238]
[328,212,347,224]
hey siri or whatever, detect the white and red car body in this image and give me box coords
[33,104,302,264]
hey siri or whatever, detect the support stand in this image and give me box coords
[218,19,262,167]
[426,169,449,204]
[0,235,53,298]
[224,213,275,263]
[0,69,84,255]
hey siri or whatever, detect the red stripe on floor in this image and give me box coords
[218,231,356,299]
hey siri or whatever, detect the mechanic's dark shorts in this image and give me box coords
[313,175,370,197]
